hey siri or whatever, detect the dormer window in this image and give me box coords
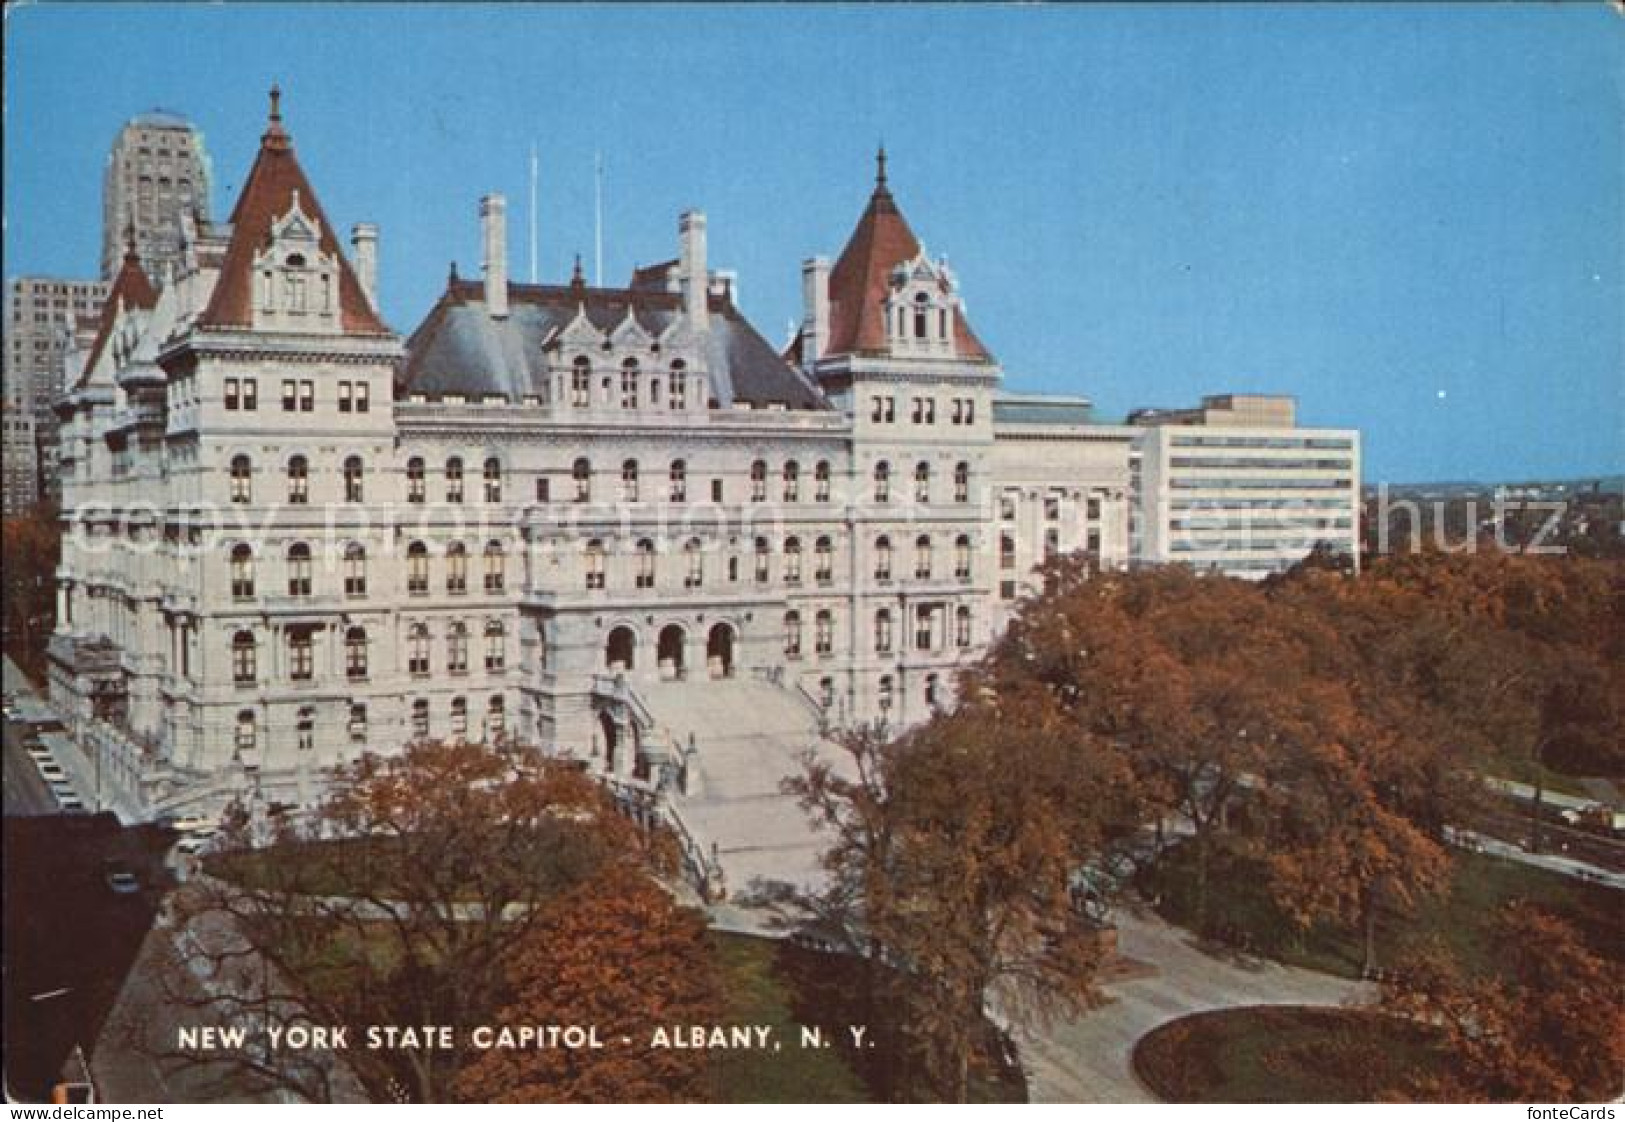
[913,293,929,340]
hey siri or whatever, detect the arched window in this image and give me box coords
[620,359,640,409]
[878,674,895,713]
[814,535,834,584]
[783,537,802,585]
[344,543,367,597]
[445,457,464,503]
[621,459,639,503]
[925,672,941,710]
[754,536,771,584]
[231,630,256,685]
[814,460,831,502]
[297,706,316,751]
[783,610,803,658]
[954,461,970,503]
[344,455,364,503]
[571,356,591,408]
[1000,533,1017,570]
[684,538,704,588]
[874,535,892,582]
[484,457,502,503]
[819,676,835,710]
[236,709,257,752]
[815,610,834,656]
[409,623,430,676]
[874,609,893,654]
[484,541,506,592]
[782,461,800,503]
[345,627,368,680]
[913,292,930,339]
[669,459,687,503]
[573,457,592,502]
[873,460,890,503]
[487,694,506,738]
[915,534,933,580]
[447,622,469,674]
[955,534,972,581]
[230,455,252,504]
[407,456,426,503]
[411,698,430,738]
[230,544,255,600]
[585,539,606,590]
[286,542,312,597]
[287,455,308,504]
[750,460,767,502]
[484,620,506,671]
[914,461,931,504]
[635,539,656,589]
[446,542,468,595]
[450,696,468,738]
[955,605,972,648]
[669,360,688,410]
[407,541,429,595]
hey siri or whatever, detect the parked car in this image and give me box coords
[103,862,140,894]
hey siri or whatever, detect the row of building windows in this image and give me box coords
[1168,456,1354,471]
[565,355,692,411]
[230,694,507,753]
[575,532,976,592]
[220,378,376,414]
[231,620,508,686]
[228,541,507,601]
[1169,435,1355,451]
[1169,478,1354,491]
[867,394,978,426]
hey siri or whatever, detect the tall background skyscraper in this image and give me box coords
[100,110,212,284]
[2,111,211,511]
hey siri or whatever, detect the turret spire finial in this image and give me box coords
[876,143,887,189]
[269,84,282,123]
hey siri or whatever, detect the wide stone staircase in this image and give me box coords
[636,677,848,896]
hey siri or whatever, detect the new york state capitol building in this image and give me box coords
[48,96,1359,861]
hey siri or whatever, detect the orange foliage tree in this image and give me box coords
[453,869,721,1103]
[1382,904,1625,1101]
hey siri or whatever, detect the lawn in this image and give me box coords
[1140,844,1622,980]
[1132,1005,1457,1103]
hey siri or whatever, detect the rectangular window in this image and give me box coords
[536,477,550,502]
[243,378,257,411]
[224,378,240,411]
[355,382,369,413]
[338,381,353,413]
[349,704,368,744]
[711,478,723,503]
[299,380,315,412]
[282,379,297,412]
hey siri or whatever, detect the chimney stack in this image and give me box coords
[801,256,830,365]
[350,223,378,307]
[679,210,708,334]
[481,194,508,318]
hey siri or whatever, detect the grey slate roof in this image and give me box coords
[399,280,830,411]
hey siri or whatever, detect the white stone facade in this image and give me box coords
[48,103,1350,820]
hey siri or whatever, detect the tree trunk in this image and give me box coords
[1361,883,1380,978]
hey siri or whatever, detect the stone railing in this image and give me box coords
[602,775,725,901]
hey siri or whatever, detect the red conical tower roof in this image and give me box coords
[199,87,389,334]
[824,149,991,362]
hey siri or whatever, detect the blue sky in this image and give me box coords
[6,3,1621,483]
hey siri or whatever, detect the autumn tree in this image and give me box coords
[454,869,721,1103]
[163,738,657,1102]
[1382,904,1625,1101]
[2,500,61,680]
[788,706,1115,1101]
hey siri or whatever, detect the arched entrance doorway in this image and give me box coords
[706,622,735,679]
[605,625,636,672]
[599,711,619,774]
[657,624,687,680]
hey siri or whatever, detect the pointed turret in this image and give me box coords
[823,150,991,362]
[198,87,389,334]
